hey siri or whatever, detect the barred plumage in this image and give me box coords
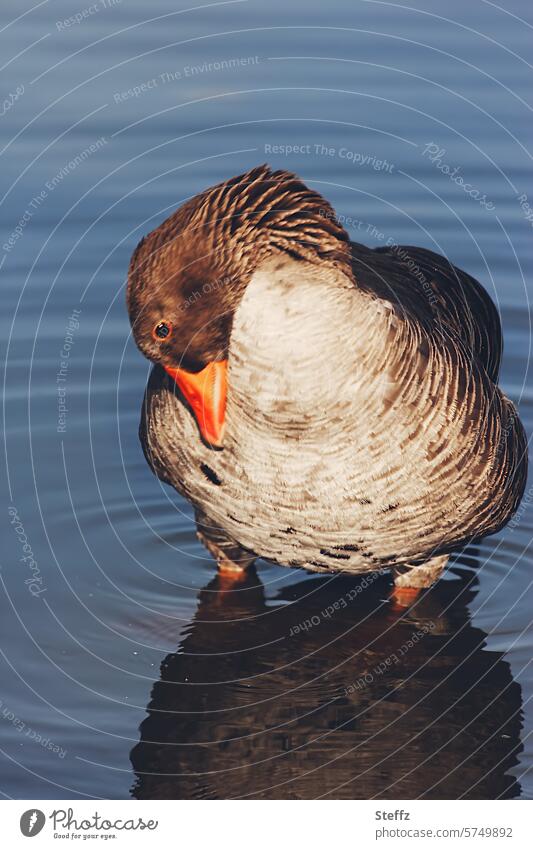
[129,166,527,589]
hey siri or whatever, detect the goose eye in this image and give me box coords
[153,321,172,341]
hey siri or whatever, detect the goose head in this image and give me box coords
[127,165,351,447]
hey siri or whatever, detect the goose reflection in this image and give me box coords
[130,561,522,799]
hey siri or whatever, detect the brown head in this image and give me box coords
[127,165,351,446]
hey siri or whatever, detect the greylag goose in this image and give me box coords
[127,165,527,597]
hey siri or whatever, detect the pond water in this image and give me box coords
[1,0,532,799]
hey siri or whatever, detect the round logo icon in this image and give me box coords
[20,810,46,837]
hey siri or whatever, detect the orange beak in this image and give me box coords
[164,360,227,448]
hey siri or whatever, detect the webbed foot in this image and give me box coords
[391,554,448,608]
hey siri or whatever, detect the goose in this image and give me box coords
[127,165,527,600]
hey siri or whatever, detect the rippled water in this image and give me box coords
[1,0,532,799]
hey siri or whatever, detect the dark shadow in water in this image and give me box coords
[130,560,523,799]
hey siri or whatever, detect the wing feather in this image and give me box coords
[350,241,502,382]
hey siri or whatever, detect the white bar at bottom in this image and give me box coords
[2,799,532,847]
